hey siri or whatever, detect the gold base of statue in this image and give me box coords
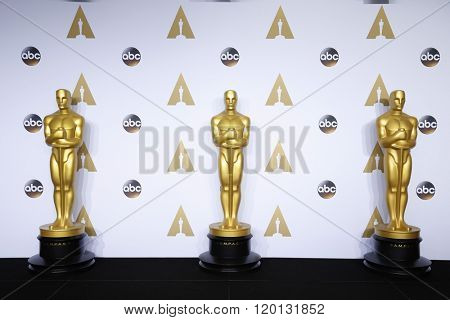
[375,223,420,240]
[40,223,85,238]
[209,222,251,237]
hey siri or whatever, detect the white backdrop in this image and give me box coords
[0,0,449,259]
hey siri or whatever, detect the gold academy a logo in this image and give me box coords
[75,206,96,236]
[365,74,389,107]
[266,6,294,39]
[77,143,97,172]
[367,6,395,39]
[364,143,384,173]
[67,6,95,39]
[362,207,384,238]
[168,140,194,173]
[167,6,195,39]
[167,206,194,237]
[266,141,293,173]
[72,73,96,106]
[167,74,194,106]
[264,206,291,237]
[266,74,293,106]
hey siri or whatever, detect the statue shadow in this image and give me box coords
[73,117,105,256]
[359,104,389,256]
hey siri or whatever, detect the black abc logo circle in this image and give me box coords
[21,47,41,66]
[23,114,43,133]
[420,48,440,67]
[220,47,240,67]
[416,181,435,200]
[317,180,336,199]
[123,180,142,198]
[318,115,338,134]
[24,179,43,198]
[418,115,437,135]
[123,114,142,133]
[122,47,141,66]
[320,48,339,67]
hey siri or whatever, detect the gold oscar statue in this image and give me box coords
[210,90,251,237]
[199,90,260,272]
[375,90,419,240]
[364,90,431,275]
[28,89,95,273]
[41,89,85,238]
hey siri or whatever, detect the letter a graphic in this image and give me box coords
[167,74,195,106]
[77,143,97,172]
[75,206,97,236]
[362,207,384,238]
[367,6,395,39]
[167,6,195,39]
[266,74,293,106]
[363,143,384,173]
[168,140,194,172]
[266,141,293,173]
[67,6,95,39]
[365,74,389,107]
[167,206,194,236]
[72,73,96,106]
[264,206,291,237]
[266,6,294,39]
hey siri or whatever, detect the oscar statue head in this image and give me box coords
[224,90,237,111]
[56,89,72,111]
[389,90,405,112]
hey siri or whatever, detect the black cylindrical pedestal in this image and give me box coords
[199,234,261,272]
[364,234,431,276]
[28,233,95,273]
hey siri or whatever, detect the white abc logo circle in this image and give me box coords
[123,114,142,133]
[21,47,41,66]
[24,179,44,198]
[122,47,141,66]
[420,48,440,67]
[317,180,336,199]
[221,47,240,67]
[23,114,43,133]
[320,48,339,67]
[318,115,338,134]
[416,181,435,200]
[123,180,142,198]
[418,116,437,134]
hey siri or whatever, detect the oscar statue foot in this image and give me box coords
[199,234,261,272]
[28,233,95,274]
[363,235,431,276]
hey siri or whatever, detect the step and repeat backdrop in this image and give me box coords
[1,0,449,259]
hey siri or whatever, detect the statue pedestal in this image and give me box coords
[364,234,431,276]
[199,234,261,272]
[28,233,95,274]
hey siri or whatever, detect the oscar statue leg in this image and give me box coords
[28,148,94,274]
[50,149,63,228]
[364,151,430,276]
[199,148,260,272]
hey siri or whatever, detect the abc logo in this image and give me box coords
[318,115,338,134]
[420,48,440,67]
[320,48,339,67]
[24,179,43,198]
[23,114,43,133]
[220,47,240,67]
[21,47,41,66]
[416,181,435,200]
[317,180,336,199]
[123,180,142,198]
[418,115,437,135]
[122,47,141,66]
[123,114,142,133]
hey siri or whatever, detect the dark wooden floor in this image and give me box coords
[0,258,449,299]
